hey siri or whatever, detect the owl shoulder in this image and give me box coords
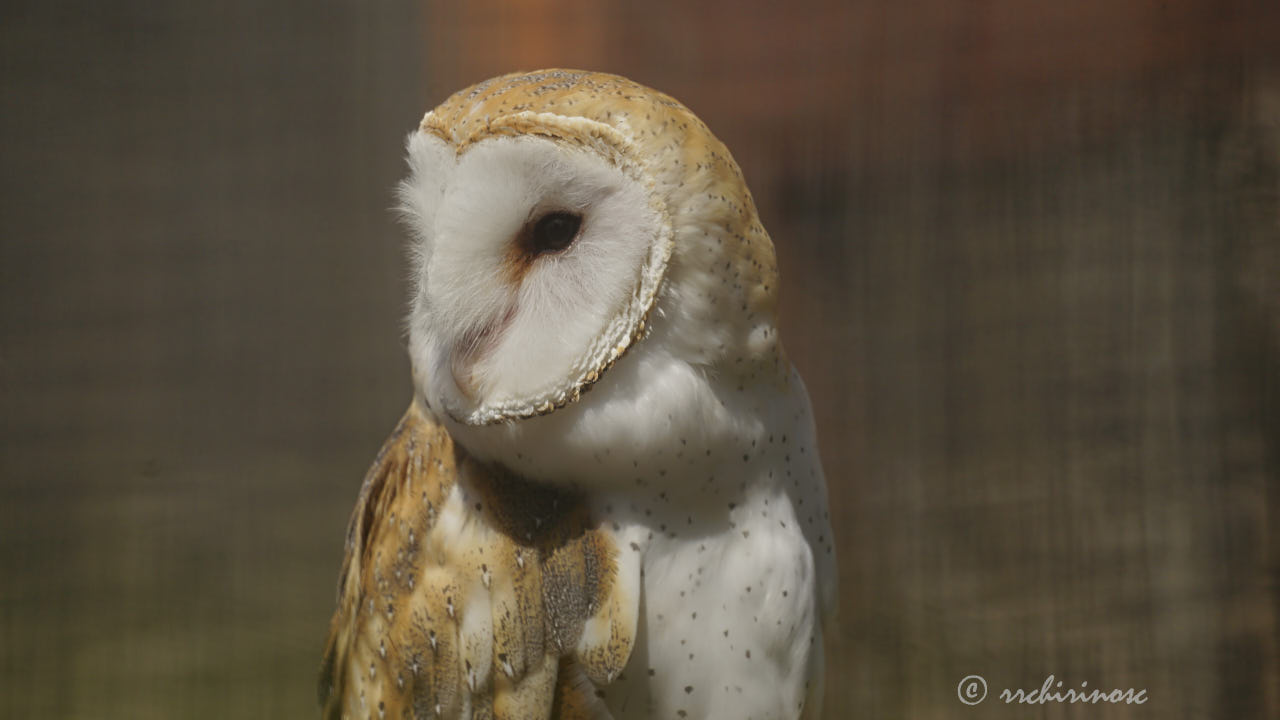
[320,400,638,719]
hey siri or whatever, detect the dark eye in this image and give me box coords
[530,211,582,254]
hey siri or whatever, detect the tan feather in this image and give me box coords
[320,400,637,719]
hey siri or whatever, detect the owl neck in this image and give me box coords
[430,343,798,500]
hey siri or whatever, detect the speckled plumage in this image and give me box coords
[320,400,636,719]
[322,70,835,720]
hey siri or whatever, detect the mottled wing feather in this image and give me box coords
[320,401,637,719]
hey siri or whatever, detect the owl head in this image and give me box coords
[398,70,789,481]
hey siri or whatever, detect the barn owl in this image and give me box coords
[320,70,836,720]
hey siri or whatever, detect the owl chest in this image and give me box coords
[602,486,818,720]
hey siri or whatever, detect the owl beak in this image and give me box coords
[450,355,479,404]
[448,303,517,405]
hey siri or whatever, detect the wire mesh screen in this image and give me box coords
[1,1,1277,717]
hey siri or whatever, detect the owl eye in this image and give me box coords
[530,211,582,255]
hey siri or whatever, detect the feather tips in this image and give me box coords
[320,400,636,719]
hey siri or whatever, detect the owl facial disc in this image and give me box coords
[402,110,673,427]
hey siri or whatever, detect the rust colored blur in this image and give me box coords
[1,1,1276,718]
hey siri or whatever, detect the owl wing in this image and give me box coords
[320,400,639,720]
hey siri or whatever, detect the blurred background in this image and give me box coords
[2,1,1277,717]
